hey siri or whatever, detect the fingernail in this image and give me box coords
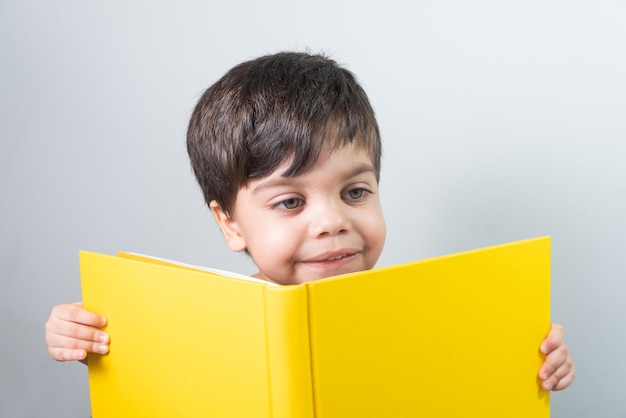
[98,333,109,344]
[540,372,549,380]
[97,344,109,354]
[543,381,553,391]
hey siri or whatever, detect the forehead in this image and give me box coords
[246,143,377,192]
[276,142,374,178]
[288,141,375,177]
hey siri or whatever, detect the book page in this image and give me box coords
[118,252,278,285]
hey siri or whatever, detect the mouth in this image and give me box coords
[323,253,354,261]
[302,250,361,268]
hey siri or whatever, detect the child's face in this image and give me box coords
[211,143,386,285]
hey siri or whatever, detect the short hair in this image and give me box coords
[187,51,381,216]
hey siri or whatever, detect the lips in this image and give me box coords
[304,250,360,264]
[324,254,352,261]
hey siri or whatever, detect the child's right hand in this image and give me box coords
[45,302,109,362]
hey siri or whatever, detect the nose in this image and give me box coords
[309,200,349,238]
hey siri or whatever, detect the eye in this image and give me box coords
[276,197,303,210]
[342,187,368,201]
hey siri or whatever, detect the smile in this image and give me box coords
[304,250,360,265]
[325,254,351,261]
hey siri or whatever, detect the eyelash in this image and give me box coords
[273,187,371,211]
[275,197,303,210]
[342,187,369,201]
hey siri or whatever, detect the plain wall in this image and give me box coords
[1,1,625,416]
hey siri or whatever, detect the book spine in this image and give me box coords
[264,286,315,418]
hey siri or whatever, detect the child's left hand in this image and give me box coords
[538,323,575,391]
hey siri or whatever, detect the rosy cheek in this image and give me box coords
[250,228,291,260]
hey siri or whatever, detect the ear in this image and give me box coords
[210,201,247,252]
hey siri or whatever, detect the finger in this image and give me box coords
[48,334,109,358]
[538,344,570,380]
[552,365,576,391]
[45,303,109,344]
[47,331,110,351]
[541,362,575,391]
[48,347,88,362]
[540,323,565,354]
[47,319,110,344]
[539,347,574,391]
[542,352,574,390]
[56,303,107,328]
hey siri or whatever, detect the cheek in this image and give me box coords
[369,223,387,261]
[363,205,386,236]
[354,210,385,265]
[244,223,299,264]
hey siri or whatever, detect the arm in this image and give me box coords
[538,323,575,391]
[45,302,109,363]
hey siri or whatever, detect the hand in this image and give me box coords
[538,323,575,391]
[45,302,109,362]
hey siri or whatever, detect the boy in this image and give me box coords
[45,52,574,391]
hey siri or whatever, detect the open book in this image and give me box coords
[80,236,550,418]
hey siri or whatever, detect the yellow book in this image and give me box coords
[80,236,551,418]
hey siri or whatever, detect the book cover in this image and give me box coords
[80,236,551,417]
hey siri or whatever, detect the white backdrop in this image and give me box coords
[1,1,625,416]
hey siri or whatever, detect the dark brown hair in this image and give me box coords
[187,51,381,215]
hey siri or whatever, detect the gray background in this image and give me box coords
[1,1,624,417]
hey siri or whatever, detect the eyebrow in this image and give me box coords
[251,163,377,195]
